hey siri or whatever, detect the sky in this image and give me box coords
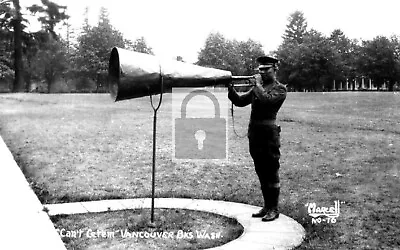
[21,0,400,63]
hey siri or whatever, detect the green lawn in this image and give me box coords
[0,92,399,249]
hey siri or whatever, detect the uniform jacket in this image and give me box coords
[228,75,287,122]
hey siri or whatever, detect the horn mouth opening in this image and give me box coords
[108,47,120,101]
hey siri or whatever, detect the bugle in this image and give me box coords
[230,75,256,87]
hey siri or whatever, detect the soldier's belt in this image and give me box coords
[250,119,276,126]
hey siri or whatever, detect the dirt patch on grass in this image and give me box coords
[51,208,244,250]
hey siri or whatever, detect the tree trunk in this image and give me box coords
[45,68,53,93]
[12,0,26,92]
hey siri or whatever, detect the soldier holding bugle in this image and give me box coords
[228,56,287,222]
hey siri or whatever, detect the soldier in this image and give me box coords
[228,56,287,221]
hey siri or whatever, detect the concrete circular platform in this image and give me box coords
[45,198,305,250]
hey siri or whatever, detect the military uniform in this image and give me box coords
[228,56,286,221]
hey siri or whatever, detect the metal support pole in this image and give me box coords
[151,108,157,223]
[149,72,164,224]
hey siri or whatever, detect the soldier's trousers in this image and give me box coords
[248,124,281,207]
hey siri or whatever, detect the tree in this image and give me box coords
[28,34,68,92]
[276,28,334,91]
[0,0,14,88]
[276,11,310,90]
[282,10,308,45]
[236,38,265,75]
[358,36,400,91]
[11,0,26,92]
[393,36,400,89]
[1,0,26,91]
[329,29,351,80]
[72,6,133,92]
[10,0,25,92]
[27,0,68,40]
[197,32,265,75]
[329,29,361,89]
[275,41,302,90]
[26,0,69,92]
[197,32,234,70]
[128,36,153,55]
[301,29,335,91]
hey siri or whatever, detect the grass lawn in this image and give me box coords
[0,91,399,249]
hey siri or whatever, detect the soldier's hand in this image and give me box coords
[254,74,262,86]
[227,82,234,91]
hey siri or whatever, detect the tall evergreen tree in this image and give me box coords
[1,1,13,86]
[282,10,308,45]
[276,11,309,90]
[11,0,25,91]
[1,0,27,92]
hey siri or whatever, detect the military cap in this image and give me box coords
[256,56,279,69]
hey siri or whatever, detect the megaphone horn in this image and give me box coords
[108,47,235,101]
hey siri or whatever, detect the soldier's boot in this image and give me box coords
[252,207,267,218]
[252,186,269,218]
[262,187,280,222]
[251,208,267,218]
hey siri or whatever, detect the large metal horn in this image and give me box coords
[108,47,239,101]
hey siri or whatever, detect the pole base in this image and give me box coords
[148,221,157,228]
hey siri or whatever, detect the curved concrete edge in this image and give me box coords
[0,136,66,250]
[45,198,305,250]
